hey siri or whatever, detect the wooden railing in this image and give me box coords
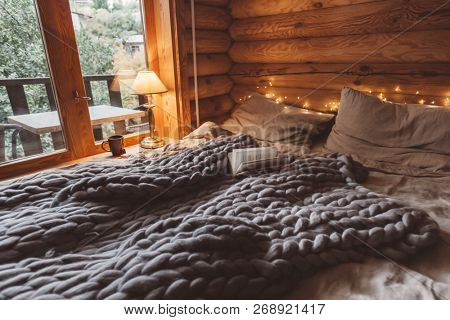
[0,75,137,161]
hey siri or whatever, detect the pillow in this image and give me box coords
[222,93,334,146]
[325,87,450,176]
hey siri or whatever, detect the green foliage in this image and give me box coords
[92,0,109,10]
[0,0,145,161]
[76,30,114,75]
[0,0,48,78]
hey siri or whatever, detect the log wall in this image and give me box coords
[185,0,234,126]
[228,0,450,112]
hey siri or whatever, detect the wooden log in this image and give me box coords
[188,54,232,76]
[196,0,229,7]
[229,30,450,64]
[231,72,450,97]
[230,0,450,41]
[230,63,450,77]
[231,0,373,18]
[185,1,231,30]
[189,75,234,100]
[186,30,231,54]
[231,85,448,112]
[231,85,340,112]
[190,94,235,121]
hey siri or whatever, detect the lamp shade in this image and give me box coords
[132,71,168,95]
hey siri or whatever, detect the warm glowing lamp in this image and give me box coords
[132,71,168,149]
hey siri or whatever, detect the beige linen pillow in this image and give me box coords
[325,88,450,176]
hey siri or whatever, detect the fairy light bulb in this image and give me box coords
[419,99,425,104]
[416,91,420,95]
[269,81,273,87]
[395,86,401,92]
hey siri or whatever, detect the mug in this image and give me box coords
[102,135,126,156]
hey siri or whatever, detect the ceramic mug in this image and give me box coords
[102,135,126,156]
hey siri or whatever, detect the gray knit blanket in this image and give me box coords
[0,134,439,299]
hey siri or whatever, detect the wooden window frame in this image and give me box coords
[0,0,190,181]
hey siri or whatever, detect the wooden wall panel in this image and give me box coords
[229,30,450,64]
[231,0,374,18]
[189,75,233,100]
[188,54,232,76]
[227,0,450,113]
[231,85,448,112]
[185,1,231,30]
[231,72,450,98]
[186,30,231,54]
[190,94,235,122]
[230,0,450,41]
[184,1,235,127]
[230,62,450,77]
[197,0,229,7]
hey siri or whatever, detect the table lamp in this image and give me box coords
[132,71,168,149]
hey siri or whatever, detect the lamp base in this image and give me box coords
[140,136,165,149]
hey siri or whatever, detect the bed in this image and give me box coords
[0,88,448,300]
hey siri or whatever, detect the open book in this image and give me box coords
[227,147,281,175]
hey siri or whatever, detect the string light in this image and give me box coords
[416,91,420,95]
[256,86,260,89]
[269,81,273,87]
[377,93,387,101]
[418,99,425,104]
[395,86,401,92]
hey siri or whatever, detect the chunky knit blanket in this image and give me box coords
[0,135,439,299]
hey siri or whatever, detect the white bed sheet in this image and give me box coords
[285,164,450,299]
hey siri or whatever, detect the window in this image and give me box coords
[0,0,67,164]
[69,0,149,142]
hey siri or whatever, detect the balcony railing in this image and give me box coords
[0,75,147,162]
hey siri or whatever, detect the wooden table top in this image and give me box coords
[7,105,147,135]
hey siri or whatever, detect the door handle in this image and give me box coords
[73,90,92,102]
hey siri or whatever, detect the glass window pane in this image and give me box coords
[69,0,149,142]
[0,0,67,164]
